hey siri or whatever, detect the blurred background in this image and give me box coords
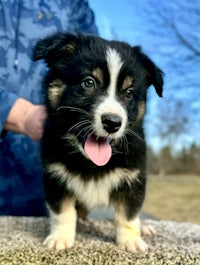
[89,0,200,224]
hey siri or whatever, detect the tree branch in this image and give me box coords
[172,23,200,57]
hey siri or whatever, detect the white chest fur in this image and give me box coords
[47,163,139,209]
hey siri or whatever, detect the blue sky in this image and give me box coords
[89,0,139,43]
[89,0,200,151]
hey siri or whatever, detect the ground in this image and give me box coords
[143,174,200,224]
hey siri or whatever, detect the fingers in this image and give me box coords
[24,105,47,141]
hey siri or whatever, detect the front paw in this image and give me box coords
[118,237,148,252]
[115,215,148,253]
[43,233,74,250]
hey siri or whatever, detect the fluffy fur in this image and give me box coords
[33,32,164,252]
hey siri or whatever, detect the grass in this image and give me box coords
[143,174,200,225]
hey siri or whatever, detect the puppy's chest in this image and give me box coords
[47,163,139,209]
[68,174,116,209]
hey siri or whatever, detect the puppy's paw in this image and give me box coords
[116,223,148,252]
[120,237,148,252]
[43,234,74,250]
[115,214,149,253]
[141,223,156,237]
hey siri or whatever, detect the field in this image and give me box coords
[143,174,200,225]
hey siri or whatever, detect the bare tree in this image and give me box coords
[156,100,188,148]
[131,0,200,57]
[130,0,200,150]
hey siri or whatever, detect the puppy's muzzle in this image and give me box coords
[101,113,122,134]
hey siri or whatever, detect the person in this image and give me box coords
[0,0,98,216]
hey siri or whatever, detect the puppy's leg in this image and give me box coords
[113,173,147,252]
[115,208,147,252]
[44,198,77,250]
[76,204,89,220]
[43,171,77,250]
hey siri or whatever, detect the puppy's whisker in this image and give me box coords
[112,148,123,155]
[56,106,91,117]
[75,125,92,139]
[82,127,94,139]
[67,149,81,155]
[128,121,142,126]
[120,136,129,154]
[68,120,90,134]
[126,129,144,142]
[125,136,129,154]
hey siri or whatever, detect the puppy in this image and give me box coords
[33,32,163,252]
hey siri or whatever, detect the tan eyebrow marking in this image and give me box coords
[122,76,134,90]
[92,67,104,85]
[136,102,146,122]
[48,79,66,108]
[65,41,76,53]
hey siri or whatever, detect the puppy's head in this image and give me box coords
[33,33,164,166]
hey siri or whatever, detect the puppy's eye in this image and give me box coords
[125,88,135,99]
[81,77,96,90]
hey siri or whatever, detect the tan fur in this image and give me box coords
[114,203,148,252]
[92,67,104,86]
[122,76,133,90]
[48,79,66,108]
[43,198,77,250]
[65,41,76,53]
[136,102,146,122]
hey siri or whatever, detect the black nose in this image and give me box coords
[101,113,122,133]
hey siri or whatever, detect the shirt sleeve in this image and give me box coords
[0,88,18,139]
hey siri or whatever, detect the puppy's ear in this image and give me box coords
[32,32,79,66]
[132,46,164,97]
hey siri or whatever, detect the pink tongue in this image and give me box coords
[84,135,112,166]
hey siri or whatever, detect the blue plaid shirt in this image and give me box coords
[0,0,98,216]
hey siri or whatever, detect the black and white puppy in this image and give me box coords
[33,33,163,252]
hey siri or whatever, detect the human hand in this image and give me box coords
[22,104,47,141]
[4,98,47,141]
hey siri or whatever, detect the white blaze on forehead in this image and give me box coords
[106,47,123,97]
[93,47,127,139]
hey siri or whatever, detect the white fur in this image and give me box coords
[44,199,77,250]
[115,212,148,252]
[47,162,140,209]
[93,47,127,139]
[106,48,123,97]
[94,96,127,139]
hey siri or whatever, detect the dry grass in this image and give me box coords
[143,174,200,224]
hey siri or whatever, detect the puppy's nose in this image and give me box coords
[101,113,122,133]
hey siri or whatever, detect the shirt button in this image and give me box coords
[37,11,43,20]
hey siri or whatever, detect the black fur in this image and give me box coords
[33,32,163,247]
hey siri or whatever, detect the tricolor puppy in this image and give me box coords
[33,33,163,252]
